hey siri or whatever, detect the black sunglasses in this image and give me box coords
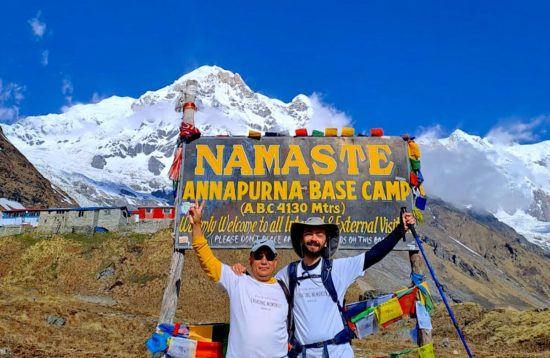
[253,251,277,261]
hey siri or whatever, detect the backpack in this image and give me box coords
[281,259,356,356]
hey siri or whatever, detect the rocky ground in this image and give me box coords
[0,231,548,357]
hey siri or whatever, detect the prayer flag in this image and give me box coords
[415,301,433,330]
[341,127,355,137]
[325,128,338,137]
[374,297,403,326]
[354,310,378,338]
[373,293,394,306]
[398,287,418,317]
[418,282,434,313]
[409,327,418,343]
[381,315,403,329]
[167,337,197,358]
[189,325,213,342]
[196,341,224,358]
[248,130,261,139]
[418,342,435,358]
[295,128,308,136]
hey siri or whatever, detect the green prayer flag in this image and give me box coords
[351,306,374,323]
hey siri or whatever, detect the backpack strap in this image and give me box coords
[277,279,294,340]
[287,260,300,306]
[321,259,351,333]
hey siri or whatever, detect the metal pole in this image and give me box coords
[409,224,474,358]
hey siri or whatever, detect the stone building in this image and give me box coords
[36,207,130,235]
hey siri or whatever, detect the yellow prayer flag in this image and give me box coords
[418,281,431,306]
[421,281,431,295]
[189,325,214,342]
[374,297,403,325]
[325,128,338,137]
[341,127,355,137]
[418,342,435,358]
[408,141,421,159]
[418,184,426,197]
[248,130,261,139]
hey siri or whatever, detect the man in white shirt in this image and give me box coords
[276,213,415,358]
[189,200,289,358]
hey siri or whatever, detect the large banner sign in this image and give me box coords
[174,136,418,251]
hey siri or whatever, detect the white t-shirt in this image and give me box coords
[276,255,365,358]
[219,264,289,358]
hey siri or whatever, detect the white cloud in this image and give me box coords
[0,107,19,122]
[0,80,25,123]
[61,78,74,109]
[307,92,352,132]
[28,11,46,38]
[486,116,550,144]
[420,139,531,215]
[417,124,446,141]
[91,92,106,103]
[41,50,49,66]
[61,79,73,96]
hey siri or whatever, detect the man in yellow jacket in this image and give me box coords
[188,200,289,358]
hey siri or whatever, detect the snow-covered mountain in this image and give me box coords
[1,65,549,250]
[418,129,550,249]
[2,66,349,207]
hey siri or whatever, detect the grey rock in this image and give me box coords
[91,155,107,169]
[47,315,65,326]
[74,294,117,306]
[143,143,155,155]
[96,265,115,279]
[148,156,165,176]
[0,347,11,356]
[440,337,451,348]
[528,189,550,221]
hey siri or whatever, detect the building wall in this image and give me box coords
[96,209,128,231]
[135,207,175,220]
[2,208,167,237]
[0,225,34,237]
[0,216,39,227]
[37,209,128,234]
[37,210,95,234]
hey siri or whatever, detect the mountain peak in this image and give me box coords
[443,128,489,149]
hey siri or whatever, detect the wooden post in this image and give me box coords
[158,248,186,324]
[157,80,198,326]
[409,249,433,346]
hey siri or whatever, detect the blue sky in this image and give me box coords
[1,0,549,142]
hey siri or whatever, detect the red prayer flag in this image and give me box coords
[398,287,418,317]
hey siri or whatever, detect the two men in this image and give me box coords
[191,199,415,357]
[188,200,288,358]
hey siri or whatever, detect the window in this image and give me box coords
[78,211,84,217]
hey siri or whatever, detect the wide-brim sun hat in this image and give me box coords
[290,217,340,258]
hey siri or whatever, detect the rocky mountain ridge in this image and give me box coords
[350,198,549,310]
[0,126,76,209]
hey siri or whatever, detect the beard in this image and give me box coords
[302,240,324,258]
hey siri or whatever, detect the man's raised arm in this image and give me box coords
[189,200,222,282]
[363,212,416,270]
